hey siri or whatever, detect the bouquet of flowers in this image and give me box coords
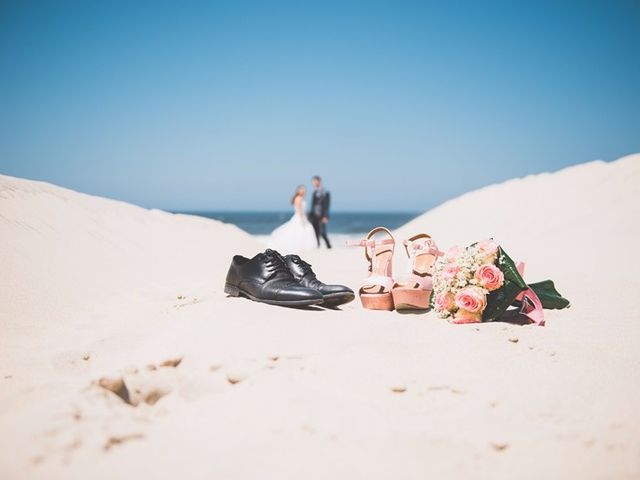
[431,239,570,325]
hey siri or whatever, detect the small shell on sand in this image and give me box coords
[391,386,407,393]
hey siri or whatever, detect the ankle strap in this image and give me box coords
[347,238,394,263]
[346,226,395,263]
[403,234,444,258]
[347,238,395,248]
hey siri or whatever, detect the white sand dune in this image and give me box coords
[1,154,639,479]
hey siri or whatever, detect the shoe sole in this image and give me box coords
[394,304,430,312]
[224,283,324,307]
[360,293,395,311]
[321,292,355,307]
[391,288,431,311]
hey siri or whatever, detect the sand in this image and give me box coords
[1,154,639,479]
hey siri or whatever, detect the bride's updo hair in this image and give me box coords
[291,185,305,205]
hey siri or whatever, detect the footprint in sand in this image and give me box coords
[36,353,302,466]
[96,356,183,407]
[31,356,191,467]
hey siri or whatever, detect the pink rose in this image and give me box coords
[478,239,499,256]
[452,309,482,324]
[434,293,455,312]
[454,286,487,313]
[475,264,504,291]
[442,264,460,280]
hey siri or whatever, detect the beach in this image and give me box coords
[1,154,639,479]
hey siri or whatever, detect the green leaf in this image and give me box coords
[483,247,528,322]
[528,280,571,310]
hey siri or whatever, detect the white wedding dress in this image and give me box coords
[268,199,317,253]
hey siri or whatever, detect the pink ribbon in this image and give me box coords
[515,262,545,326]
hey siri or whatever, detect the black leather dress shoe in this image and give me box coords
[224,249,324,307]
[284,254,355,307]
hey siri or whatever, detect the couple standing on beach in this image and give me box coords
[269,175,332,252]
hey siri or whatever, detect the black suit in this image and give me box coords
[308,188,332,248]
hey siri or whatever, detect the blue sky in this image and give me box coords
[1,0,638,211]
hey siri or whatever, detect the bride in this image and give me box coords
[268,185,317,253]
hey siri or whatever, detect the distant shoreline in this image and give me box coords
[174,210,422,235]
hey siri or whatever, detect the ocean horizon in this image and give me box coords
[175,210,421,238]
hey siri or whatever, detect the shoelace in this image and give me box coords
[263,249,293,278]
[289,255,313,276]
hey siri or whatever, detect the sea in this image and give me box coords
[176,211,421,244]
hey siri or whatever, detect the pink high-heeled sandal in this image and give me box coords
[391,233,443,310]
[348,227,396,311]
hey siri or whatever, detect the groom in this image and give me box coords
[308,175,332,249]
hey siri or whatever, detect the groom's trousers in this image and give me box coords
[308,214,332,249]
